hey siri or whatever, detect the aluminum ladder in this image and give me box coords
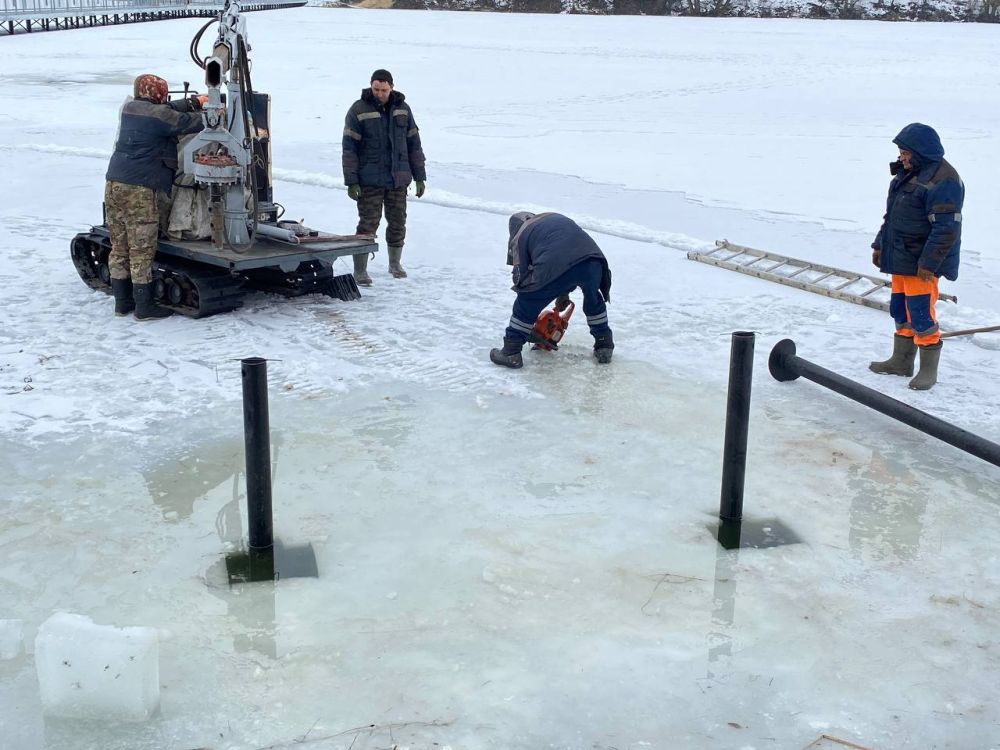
[687,240,956,312]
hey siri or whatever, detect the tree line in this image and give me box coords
[384,0,999,21]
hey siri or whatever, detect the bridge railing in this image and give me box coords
[1,0,221,19]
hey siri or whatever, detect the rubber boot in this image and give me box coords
[593,331,614,364]
[490,336,523,369]
[388,245,407,279]
[869,334,916,376]
[353,252,372,286]
[111,277,135,317]
[909,342,942,391]
[133,282,173,320]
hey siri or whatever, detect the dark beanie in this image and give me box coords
[371,69,393,86]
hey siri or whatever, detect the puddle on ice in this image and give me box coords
[2,363,999,749]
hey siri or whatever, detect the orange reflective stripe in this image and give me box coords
[898,275,938,299]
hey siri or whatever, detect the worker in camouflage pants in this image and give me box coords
[342,69,426,285]
[104,73,203,319]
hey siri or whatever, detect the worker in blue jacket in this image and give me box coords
[491,212,613,369]
[869,123,963,391]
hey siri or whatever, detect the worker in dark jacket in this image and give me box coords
[491,212,614,369]
[869,123,963,390]
[105,74,203,319]
[342,69,427,285]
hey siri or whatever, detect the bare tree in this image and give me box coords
[979,0,1000,18]
[705,0,733,14]
[829,0,865,17]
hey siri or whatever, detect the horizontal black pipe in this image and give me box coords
[769,339,1000,468]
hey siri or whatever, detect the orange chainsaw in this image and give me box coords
[531,301,575,351]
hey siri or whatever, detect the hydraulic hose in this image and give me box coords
[225,33,259,254]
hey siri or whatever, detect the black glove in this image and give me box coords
[554,294,571,312]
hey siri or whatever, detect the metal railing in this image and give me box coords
[2,0,222,18]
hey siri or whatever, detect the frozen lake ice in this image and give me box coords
[1,7,999,750]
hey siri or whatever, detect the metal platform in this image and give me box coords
[158,233,378,272]
[71,225,373,317]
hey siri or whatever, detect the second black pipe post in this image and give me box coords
[720,331,756,525]
[242,357,274,552]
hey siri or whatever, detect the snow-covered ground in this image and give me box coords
[1,9,998,750]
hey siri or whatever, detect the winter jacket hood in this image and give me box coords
[507,212,611,299]
[873,125,963,281]
[360,88,406,108]
[508,212,534,242]
[893,123,944,171]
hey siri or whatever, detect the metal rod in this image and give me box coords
[720,331,756,521]
[769,339,1000,468]
[241,357,274,550]
[940,324,1000,339]
[255,222,300,244]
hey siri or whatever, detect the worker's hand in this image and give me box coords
[871,248,880,267]
[917,266,935,282]
[554,293,571,312]
[347,184,361,201]
[414,180,425,198]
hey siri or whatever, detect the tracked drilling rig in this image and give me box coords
[71,0,375,318]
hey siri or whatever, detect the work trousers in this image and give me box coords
[105,181,159,284]
[356,186,408,249]
[890,274,940,346]
[505,259,611,346]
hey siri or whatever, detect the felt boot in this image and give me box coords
[133,282,172,320]
[111,277,135,317]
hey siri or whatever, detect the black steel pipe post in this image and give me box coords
[770,339,1000,468]
[241,357,274,551]
[719,332,756,525]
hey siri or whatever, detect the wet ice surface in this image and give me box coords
[2,8,1000,750]
[4,375,1000,749]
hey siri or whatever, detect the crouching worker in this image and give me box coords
[104,74,204,319]
[490,212,614,369]
[869,123,963,391]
